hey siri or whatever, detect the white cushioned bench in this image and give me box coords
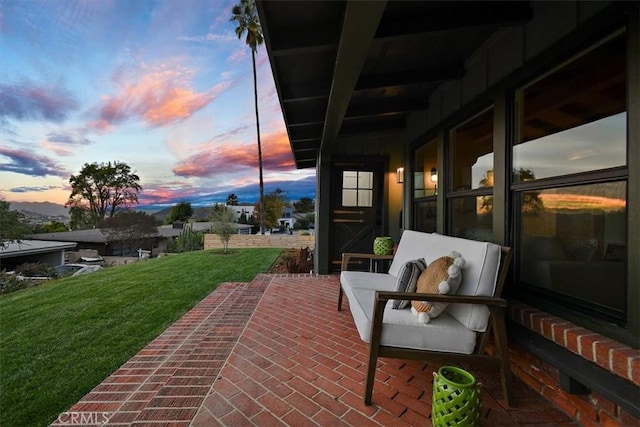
[338,230,513,406]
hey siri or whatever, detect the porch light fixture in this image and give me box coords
[396,167,404,184]
[430,167,438,183]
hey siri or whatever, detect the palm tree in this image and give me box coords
[231,0,265,234]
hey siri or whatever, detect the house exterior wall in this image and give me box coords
[399,2,638,425]
[423,1,612,130]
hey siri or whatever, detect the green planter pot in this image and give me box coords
[432,366,481,427]
[373,236,393,255]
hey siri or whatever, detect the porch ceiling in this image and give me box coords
[256,0,532,169]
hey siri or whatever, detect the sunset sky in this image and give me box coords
[0,0,315,208]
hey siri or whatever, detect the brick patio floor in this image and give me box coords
[53,274,578,426]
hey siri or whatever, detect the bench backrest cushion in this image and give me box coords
[388,230,502,332]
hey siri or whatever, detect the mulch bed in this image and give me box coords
[267,249,298,274]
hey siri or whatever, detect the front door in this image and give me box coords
[329,157,385,271]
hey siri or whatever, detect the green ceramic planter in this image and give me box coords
[373,236,393,255]
[432,366,481,427]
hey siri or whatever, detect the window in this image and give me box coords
[413,138,438,232]
[413,140,438,198]
[513,33,627,325]
[342,171,373,207]
[448,108,494,241]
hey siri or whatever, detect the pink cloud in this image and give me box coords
[228,48,248,62]
[173,129,294,178]
[86,119,114,133]
[140,183,202,205]
[92,64,232,130]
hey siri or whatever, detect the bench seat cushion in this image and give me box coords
[340,270,395,293]
[348,288,477,354]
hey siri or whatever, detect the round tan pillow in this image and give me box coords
[411,252,465,323]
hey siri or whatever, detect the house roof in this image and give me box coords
[29,229,110,243]
[0,240,77,258]
[256,0,532,168]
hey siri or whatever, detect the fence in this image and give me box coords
[204,233,315,250]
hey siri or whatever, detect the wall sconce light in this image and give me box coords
[430,167,438,183]
[396,167,404,184]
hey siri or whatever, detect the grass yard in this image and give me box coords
[0,248,282,427]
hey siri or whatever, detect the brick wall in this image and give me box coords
[204,233,315,250]
[507,303,640,426]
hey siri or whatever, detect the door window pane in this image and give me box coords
[342,171,373,207]
[342,189,357,207]
[518,181,627,317]
[343,171,358,188]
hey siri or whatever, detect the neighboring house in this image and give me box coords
[227,205,255,223]
[277,207,294,229]
[29,229,161,257]
[0,240,77,270]
[257,1,638,425]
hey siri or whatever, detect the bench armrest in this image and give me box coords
[341,252,394,271]
[375,291,508,308]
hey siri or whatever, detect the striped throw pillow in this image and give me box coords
[391,258,427,309]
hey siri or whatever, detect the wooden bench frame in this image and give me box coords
[338,247,513,406]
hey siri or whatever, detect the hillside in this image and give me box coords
[8,201,69,217]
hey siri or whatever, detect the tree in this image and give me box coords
[478,168,543,215]
[293,197,315,213]
[66,161,142,228]
[32,220,68,234]
[253,188,286,230]
[210,205,237,254]
[0,201,31,248]
[164,201,193,225]
[100,211,157,256]
[68,206,93,230]
[226,193,239,206]
[231,0,265,234]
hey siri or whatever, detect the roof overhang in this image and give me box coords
[0,240,78,258]
[257,0,532,168]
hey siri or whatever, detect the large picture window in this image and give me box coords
[449,108,494,241]
[513,32,627,324]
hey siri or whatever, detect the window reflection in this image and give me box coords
[451,108,494,190]
[514,113,626,180]
[451,196,494,241]
[515,34,626,181]
[414,139,438,198]
[519,182,627,315]
[415,200,437,233]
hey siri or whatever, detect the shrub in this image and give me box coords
[286,247,314,273]
[0,271,27,294]
[169,228,204,253]
[15,262,56,278]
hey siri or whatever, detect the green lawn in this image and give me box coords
[0,248,281,427]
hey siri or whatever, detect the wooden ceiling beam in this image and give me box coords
[376,2,531,39]
[345,98,428,118]
[320,1,388,154]
[355,64,464,91]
